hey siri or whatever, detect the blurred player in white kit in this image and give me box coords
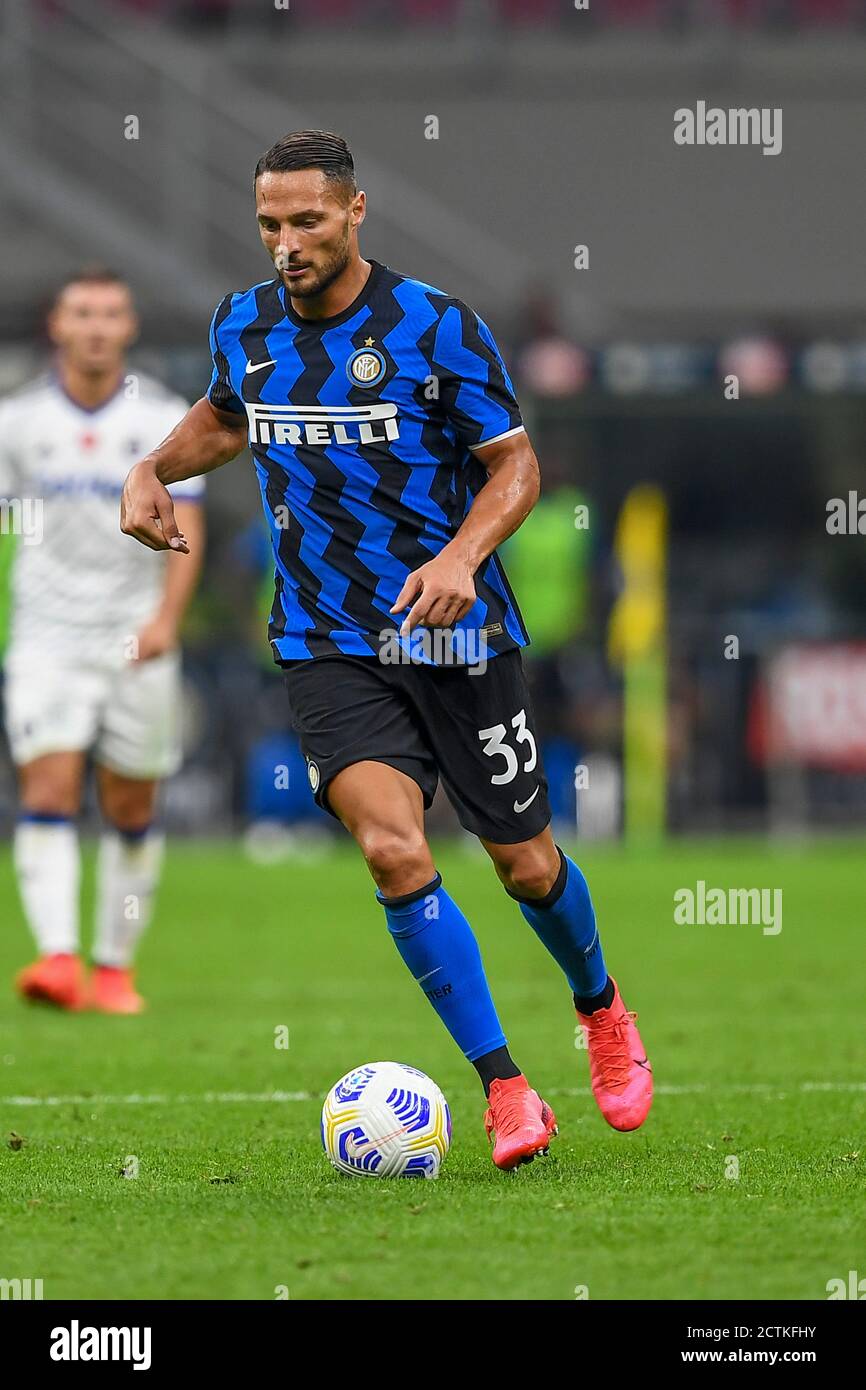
[0,269,204,1012]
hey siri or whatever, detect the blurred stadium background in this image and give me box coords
[1,0,865,846]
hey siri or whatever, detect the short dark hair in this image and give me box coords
[52,266,130,306]
[254,130,356,199]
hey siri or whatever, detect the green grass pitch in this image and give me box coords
[1,836,863,1301]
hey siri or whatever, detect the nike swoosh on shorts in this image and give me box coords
[513,787,540,813]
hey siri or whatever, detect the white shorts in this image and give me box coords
[3,645,183,779]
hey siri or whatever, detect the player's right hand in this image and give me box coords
[120,461,189,553]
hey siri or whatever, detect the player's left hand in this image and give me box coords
[121,461,189,553]
[134,613,179,662]
[390,552,476,636]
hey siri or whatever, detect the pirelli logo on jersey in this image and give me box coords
[246,402,400,448]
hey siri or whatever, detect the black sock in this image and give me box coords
[574,975,615,1015]
[473,1046,522,1097]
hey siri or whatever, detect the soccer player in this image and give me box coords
[121,131,652,1166]
[0,269,205,1013]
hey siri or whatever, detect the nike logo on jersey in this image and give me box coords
[245,358,277,375]
[416,967,442,985]
[513,787,540,814]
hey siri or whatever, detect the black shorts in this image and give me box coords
[281,649,551,844]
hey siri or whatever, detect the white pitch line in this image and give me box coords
[1,1090,312,1108]
[1,1082,864,1108]
[550,1082,866,1098]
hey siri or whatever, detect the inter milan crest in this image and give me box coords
[347,347,385,388]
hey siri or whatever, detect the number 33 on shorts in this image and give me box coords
[478,709,540,813]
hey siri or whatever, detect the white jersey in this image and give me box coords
[0,372,203,659]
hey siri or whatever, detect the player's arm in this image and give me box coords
[391,297,538,635]
[390,430,539,634]
[121,397,246,554]
[135,500,206,660]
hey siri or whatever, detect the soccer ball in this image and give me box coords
[321,1061,452,1179]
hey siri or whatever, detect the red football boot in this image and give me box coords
[483,1074,558,1171]
[577,977,653,1131]
[16,953,86,1011]
[87,965,146,1015]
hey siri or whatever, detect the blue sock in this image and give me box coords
[377,874,507,1062]
[508,847,608,1000]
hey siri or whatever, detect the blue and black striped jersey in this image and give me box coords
[207,259,530,664]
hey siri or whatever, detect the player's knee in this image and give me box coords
[357,825,434,896]
[99,780,157,833]
[20,788,79,819]
[19,774,80,819]
[495,845,560,900]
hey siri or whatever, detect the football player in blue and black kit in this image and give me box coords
[121,131,652,1170]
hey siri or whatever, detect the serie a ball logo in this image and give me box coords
[347,349,385,387]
